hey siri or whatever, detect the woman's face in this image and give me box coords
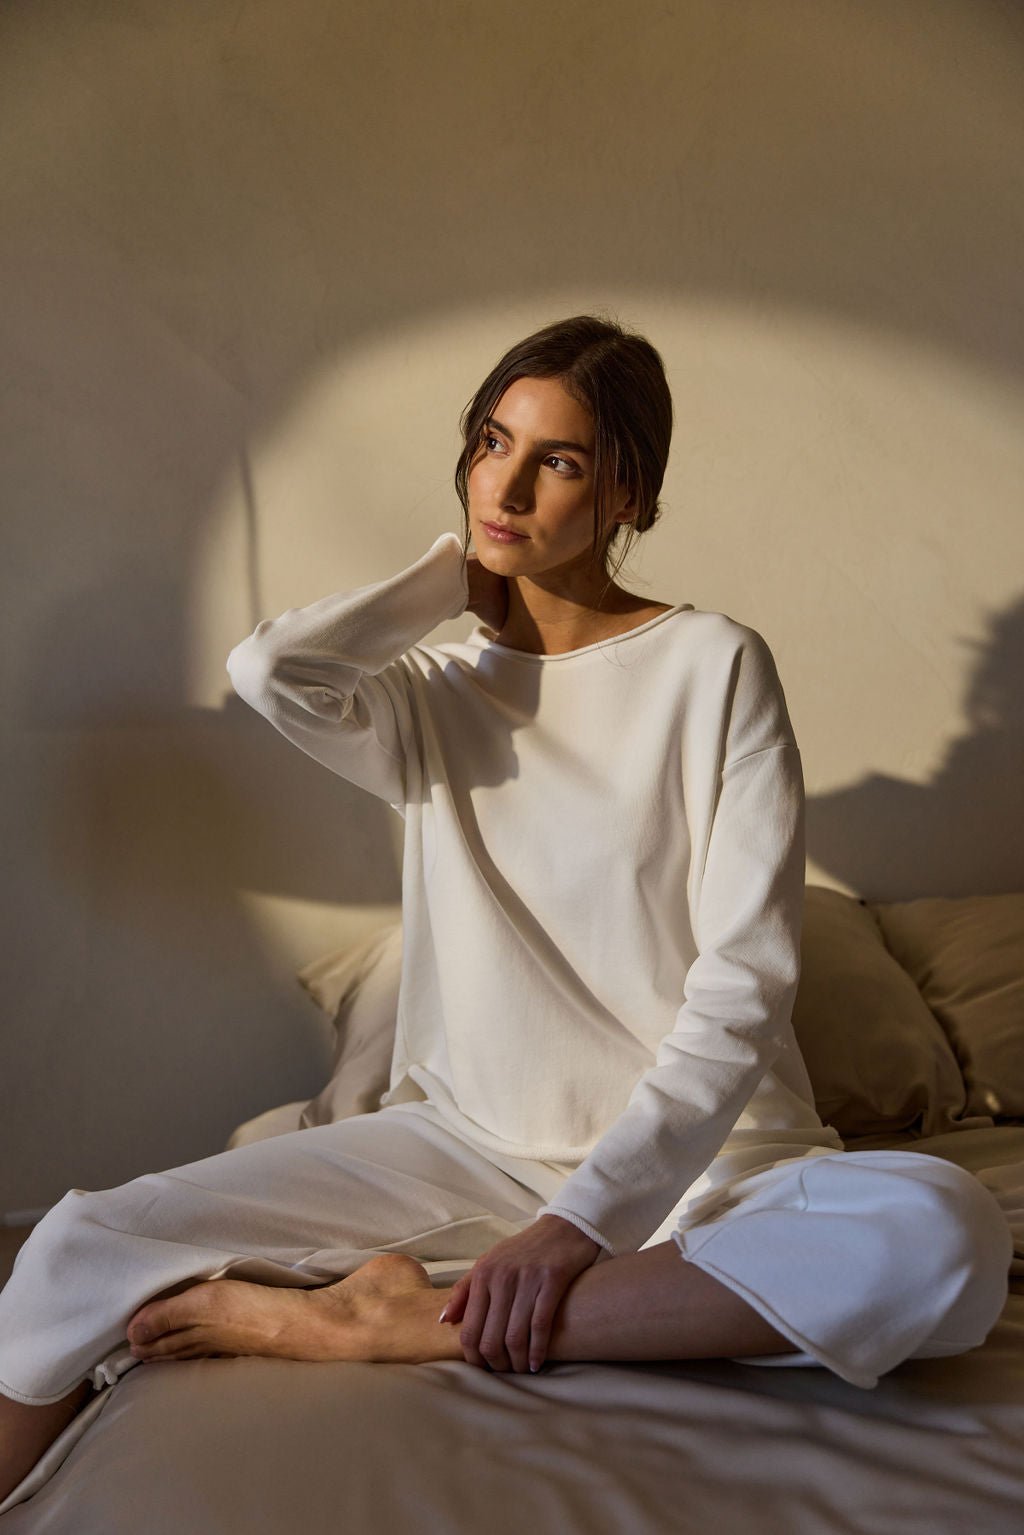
[467,376,631,579]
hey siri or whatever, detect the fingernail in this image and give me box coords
[438,1306,448,1324]
[134,1325,151,1343]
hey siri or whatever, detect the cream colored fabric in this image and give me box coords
[3,1105,1008,1410]
[0,1102,559,1408]
[675,1148,1010,1386]
[1,1124,1020,1533]
[225,532,842,1256]
[872,893,1024,1119]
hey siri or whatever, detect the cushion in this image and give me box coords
[226,1103,307,1150]
[870,893,1024,1120]
[791,887,970,1137]
[296,921,402,1127]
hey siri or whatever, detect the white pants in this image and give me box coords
[0,1101,1011,1405]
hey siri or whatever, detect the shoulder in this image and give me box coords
[673,607,780,673]
[675,609,795,755]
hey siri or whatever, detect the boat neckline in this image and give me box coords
[467,602,694,661]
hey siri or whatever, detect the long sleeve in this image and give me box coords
[226,532,468,807]
[536,633,806,1256]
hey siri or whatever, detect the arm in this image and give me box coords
[226,533,469,806]
[536,632,806,1256]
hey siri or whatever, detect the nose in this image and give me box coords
[494,458,533,513]
[482,448,534,512]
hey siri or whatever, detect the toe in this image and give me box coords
[127,1307,173,1345]
[131,1328,202,1361]
[128,1282,220,1344]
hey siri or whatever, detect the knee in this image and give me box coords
[915,1159,1011,1270]
[22,1190,103,1267]
[905,1158,1012,1340]
[24,1179,164,1266]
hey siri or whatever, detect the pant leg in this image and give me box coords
[0,1102,556,1406]
[671,1149,1013,1389]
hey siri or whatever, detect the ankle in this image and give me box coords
[0,1382,92,1502]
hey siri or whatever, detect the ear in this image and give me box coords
[612,486,637,524]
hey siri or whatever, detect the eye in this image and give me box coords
[545,454,577,474]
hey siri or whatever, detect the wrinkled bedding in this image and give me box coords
[4,1128,1023,1535]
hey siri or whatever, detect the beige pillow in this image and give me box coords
[871,893,1024,1120]
[226,1102,308,1149]
[792,887,970,1137]
[296,921,402,1127]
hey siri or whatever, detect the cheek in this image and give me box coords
[466,458,491,500]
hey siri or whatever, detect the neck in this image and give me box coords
[494,574,653,655]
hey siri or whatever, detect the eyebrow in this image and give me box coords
[484,416,593,456]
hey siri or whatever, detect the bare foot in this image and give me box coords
[125,1254,460,1367]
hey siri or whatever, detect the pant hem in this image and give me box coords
[673,1234,883,1390]
[0,1373,95,1407]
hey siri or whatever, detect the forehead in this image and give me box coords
[492,376,594,444]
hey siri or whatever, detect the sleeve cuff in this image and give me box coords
[535,1205,616,1257]
[429,531,470,619]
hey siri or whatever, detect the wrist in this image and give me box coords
[535,1213,601,1253]
[535,1207,614,1256]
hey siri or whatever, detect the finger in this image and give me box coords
[477,1277,516,1374]
[528,1282,565,1374]
[459,1278,494,1370]
[504,1282,541,1374]
[129,1326,201,1361]
[441,1276,470,1324]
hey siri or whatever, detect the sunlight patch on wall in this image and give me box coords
[184,290,1024,810]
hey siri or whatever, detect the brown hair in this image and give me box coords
[453,312,673,604]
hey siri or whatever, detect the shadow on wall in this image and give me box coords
[21,684,403,1176]
[807,595,1024,900]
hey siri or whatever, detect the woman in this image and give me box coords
[0,314,1011,1508]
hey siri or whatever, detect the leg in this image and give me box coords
[124,1148,1010,1384]
[122,1242,790,1369]
[672,1149,1014,1387]
[0,1103,548,1504]
[0,1103,545,1398]
[550,1242,794,1360]
[0,1385,93,1505]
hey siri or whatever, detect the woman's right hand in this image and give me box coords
[465,552,510,635]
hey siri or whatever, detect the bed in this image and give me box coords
[3,887,1022,1534]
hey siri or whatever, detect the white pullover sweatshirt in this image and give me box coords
[227,532,840,1256]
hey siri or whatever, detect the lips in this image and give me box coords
[483,522,528,543]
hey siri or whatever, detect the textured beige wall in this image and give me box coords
[1,0,1021,1211]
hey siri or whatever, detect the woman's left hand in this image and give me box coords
[440,1214,602,1374]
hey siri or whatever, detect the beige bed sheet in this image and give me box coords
[4,1127,1023,1535]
